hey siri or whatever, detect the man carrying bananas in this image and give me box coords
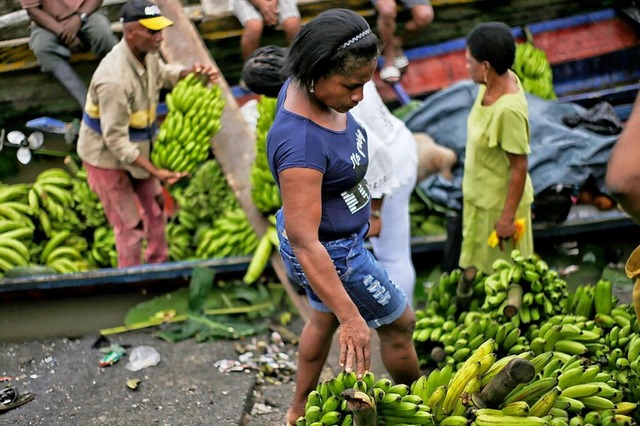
[76,0,218,267]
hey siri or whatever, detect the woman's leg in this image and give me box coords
[376,306,420,385]
[286,310,339,424]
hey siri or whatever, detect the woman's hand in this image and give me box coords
[494,216,516,251]
[338,316,371,378]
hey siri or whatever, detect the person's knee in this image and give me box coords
[282,18,301,39]
[376,0,398,20]
[411,5,434,28]
[379,308,416,341]
[243,19,264,37]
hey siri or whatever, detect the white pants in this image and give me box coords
[370,177,417,308]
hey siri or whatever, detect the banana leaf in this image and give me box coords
[156,314,267,343]
[188,266,216,313]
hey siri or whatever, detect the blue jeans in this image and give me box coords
[276,211,407,328]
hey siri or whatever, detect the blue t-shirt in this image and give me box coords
[267,79,371,238]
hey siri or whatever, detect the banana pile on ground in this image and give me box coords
[422,268,486,320]
[414,310,529,369]
[151,73,225,174]
[250,96,281,214]
[513,41,556,100]
[295,339,639,425]
[482,250,569,326]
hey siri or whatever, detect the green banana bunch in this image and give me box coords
[152,73,225,174]
[171,159,240,230]
[166,221,194,261]
[194,208,258,259]
[250,96,281,214]
[409,191,448,238]
[29,168,82,237]
[87,226,117,268]
[0,219,34,275]
[482,249,568,326]
[513,41,556,100]
[39,229,91,274]
[70,167,107,229]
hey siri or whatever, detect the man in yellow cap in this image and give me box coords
[76,0,218,267]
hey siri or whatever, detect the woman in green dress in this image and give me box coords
[459,22,534,275]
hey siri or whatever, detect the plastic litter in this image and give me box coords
[125,346,161,371]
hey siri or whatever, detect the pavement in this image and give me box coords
[0,316,388,426]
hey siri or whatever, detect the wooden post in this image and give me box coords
[156,0,310,321]
[471,357,535,408]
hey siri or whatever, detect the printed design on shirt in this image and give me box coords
[341,179,370,214]
[350,128,367,169]
[362,274,391,306]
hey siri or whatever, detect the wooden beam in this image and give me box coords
[156,0,310,321]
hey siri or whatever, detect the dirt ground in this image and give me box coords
[0,327,305,426]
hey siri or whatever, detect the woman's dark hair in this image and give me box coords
[285,8,381,92]
[466,22,515,75]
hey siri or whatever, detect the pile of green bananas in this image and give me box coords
[421,268,486,320]
[527,314,605,358]
[86,226,117,268]
[564,280,617,321]
[166,221,194,262]
[170,159,239,231]
[409,192,448,237]
[194,208,258,259]
[38,229,91,274]
[250,96,281,214]
[513,42,556,100]
[414,311,529,369]
[71,168,106,229]
[482,250,569,326]
[29,168,82,237]
[151,72,225,174]
[0,183,35,273]
[297,338,639,425]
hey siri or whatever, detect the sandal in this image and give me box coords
[393,54,410,72]
[380,65,401,84]
[0,385,34,414]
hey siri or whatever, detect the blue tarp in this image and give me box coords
[404,80,619,211]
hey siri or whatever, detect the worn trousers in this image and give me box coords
[84,163,168,268]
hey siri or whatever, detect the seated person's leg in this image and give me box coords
[29,25,87,107]
[403,0,434,33]
[277,0,301,44]
[234,0,265,60]
[79,11,118,57]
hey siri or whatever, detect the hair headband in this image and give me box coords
[338,29,371,51]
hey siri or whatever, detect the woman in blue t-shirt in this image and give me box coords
[265,8,420,425]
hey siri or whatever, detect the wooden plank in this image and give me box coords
[155,0,310,321]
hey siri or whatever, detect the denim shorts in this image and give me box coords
[276,211,407,329]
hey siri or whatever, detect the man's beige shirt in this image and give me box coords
[77,38,183,179]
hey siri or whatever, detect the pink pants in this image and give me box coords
[84,163,168,268]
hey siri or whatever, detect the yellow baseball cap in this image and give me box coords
[120,0,174,31]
